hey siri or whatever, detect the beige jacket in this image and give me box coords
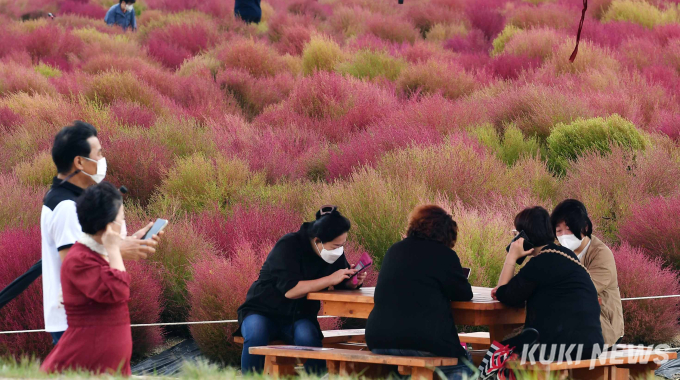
[581,236,625,345]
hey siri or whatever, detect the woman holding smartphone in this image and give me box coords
[235,206,367,374]
[492,206,603,361]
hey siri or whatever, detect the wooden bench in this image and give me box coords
[509,348,677,380]
[233,329,366,346]
[250,345,458,379]
[458,332,491,348]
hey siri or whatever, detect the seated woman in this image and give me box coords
[492,206,604,361]
[551,199,624,346]
[41,182,132,375]
[366,205,474,380]
[236,206,366,374]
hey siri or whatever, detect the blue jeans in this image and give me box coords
[50,331,65,346]
[372,348,474,380]
[240,314,325,374]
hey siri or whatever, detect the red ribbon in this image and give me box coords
[569,0,588,62]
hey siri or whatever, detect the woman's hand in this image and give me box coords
[508,238,533,261]
[102,224,123,254]
[329,268,356,286]
[345,264,368,289]
[491,286,498,300]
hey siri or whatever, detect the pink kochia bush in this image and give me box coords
[194,204,302,258]
[256,72,398,142]
[326,124,443,180]
[146,22,218,69]
[0,226,52,359]
[618,195,680,269]
[126,261,165,357]
[104,134,172,205]
[188,241,266,364]
[613,243,680,344]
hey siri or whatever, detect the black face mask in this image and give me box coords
[506,230,535,265]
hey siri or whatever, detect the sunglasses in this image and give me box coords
[319,205,337,216]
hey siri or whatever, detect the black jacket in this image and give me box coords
[496,243,604,357]
[366,237,473,358]
[236,223,352,334]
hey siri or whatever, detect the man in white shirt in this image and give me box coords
[42,121,163,344]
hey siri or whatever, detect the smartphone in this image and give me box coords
[505,230,535,265]
[461,267,471,279]
[142,219,168,240]
[349,252,373,285]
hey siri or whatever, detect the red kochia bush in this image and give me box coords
[24,25,83,70]
[126,261,165,357]
[326,124,443,180]
[104,134,172,205]
[110,100,157,129]
[618,195,680,269]
[146,22,218,69]
[255,72,399,142]
[58,0,107,19]
[487,54,542,80]
[0,226,52,359]
[613,243,680,344]
[194,204,302,258]
[188,240,266,364]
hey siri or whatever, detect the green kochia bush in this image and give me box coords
[336,50,406,81]
[473,124,542,166]
[547,114,647,174]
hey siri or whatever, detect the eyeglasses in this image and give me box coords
[319,205,337,216]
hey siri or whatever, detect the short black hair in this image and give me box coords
[550,199,593,240]
[52,121,98,174]
[514,206,556,247]
[120,0,136,4]
[76,182,123,235]
[309,209,351,243]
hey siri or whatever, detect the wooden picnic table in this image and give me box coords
[308,286,525,343]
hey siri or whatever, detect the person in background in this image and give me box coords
[493,206,604,360]
[235,206,366,374]
[42,121,162,346]
[105,0,137,31]
[234,0,261,24]
[551,199,624,346]
[41,183,133,375]
[366,205,474,380]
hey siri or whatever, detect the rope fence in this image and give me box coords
[1,295,678,335]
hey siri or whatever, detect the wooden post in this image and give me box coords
[264,356,297,379]
[571,366,608,380]
[609,366,630,380]
[411,367,435,380]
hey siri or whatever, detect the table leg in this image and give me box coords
[609,366,630,380]
[264,356,297,378]
[411,367,435,380]
[571,366,608,380]
[488,324,523,343]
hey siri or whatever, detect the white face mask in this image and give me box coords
[81,157,107,184]
[557,234,582,252]
[113,220,127,238]
[125,4,134,11]
[316,241,344,264]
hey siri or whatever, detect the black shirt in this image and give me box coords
[365,237,473,358]
[496,243,604,357]
[236,223,352,333]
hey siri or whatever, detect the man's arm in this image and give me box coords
[59,247,70,262]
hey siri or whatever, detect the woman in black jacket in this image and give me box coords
[492,206,604,361]
[236,206,366,374]
[366,205,474,380]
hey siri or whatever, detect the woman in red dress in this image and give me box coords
[41,182,132,376]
